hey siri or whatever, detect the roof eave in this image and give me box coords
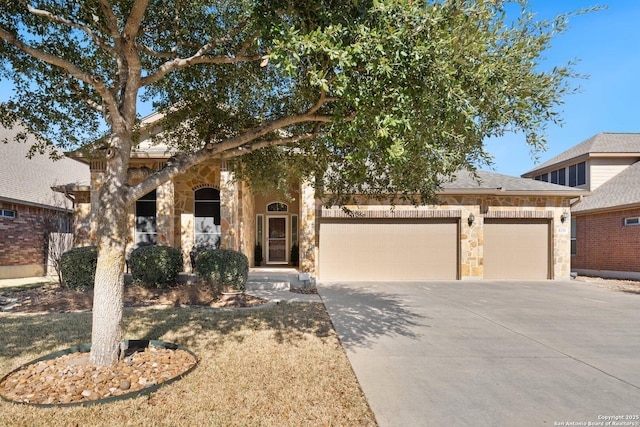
[523,152,640,177]
[573,202,640,216]
[438,189,589,198]
[0,196,72,213]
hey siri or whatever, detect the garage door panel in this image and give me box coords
[484,219,549,280]
[319,220,458,281]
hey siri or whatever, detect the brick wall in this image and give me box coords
[0,203,48,267]
[572,208,640,272]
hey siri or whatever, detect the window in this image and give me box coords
[0,209,16,218]
[625,217,640,226]
[256,214,264,245]
[267,202,288,212]
[291,215,298,246]
[569,162,586,187]
[550,168,566,185]
[570,218,577,256]
[135,190,157,244]
[57,214,71,233]
[194,187,221,248]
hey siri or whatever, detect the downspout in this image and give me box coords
[570,195,583,208]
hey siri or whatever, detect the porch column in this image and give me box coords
[219,163,238,250]
[299,180,317,276]
[156,179,175,246]
[88,170,104,245]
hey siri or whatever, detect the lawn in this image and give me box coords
[0,302,376,426]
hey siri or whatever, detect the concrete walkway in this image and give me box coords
[318,280,640,427]
[0,275,56,289]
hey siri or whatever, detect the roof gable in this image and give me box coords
[523,133,640,176]
[442,170,586,196]
[573,160,640,214]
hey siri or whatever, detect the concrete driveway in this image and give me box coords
[318,280,640,427]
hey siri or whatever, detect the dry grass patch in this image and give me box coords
[0,303,376,426]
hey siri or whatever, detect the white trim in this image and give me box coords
[624,217,640,226]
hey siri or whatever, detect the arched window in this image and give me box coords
[267,202,288,212]
[135,190,157,244]
[194,188,221,248]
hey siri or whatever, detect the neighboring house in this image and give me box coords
[58,112,584,281]
[522,132,640,280]
[0,124,89,279]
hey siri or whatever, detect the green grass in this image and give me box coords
[0,303,376,426]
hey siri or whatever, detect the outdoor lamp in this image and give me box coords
[468,213,475,226]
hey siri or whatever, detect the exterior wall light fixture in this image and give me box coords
[468,213,475,227]
[560,211,569,223]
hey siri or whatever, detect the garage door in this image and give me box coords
[319,220,458,281]
[483,219,550,279]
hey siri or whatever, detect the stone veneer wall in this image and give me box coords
[239,180,255,265]
[299,181,317,274]
[313,194,572,280]
[219,167,238,251]
[174,162,221,272]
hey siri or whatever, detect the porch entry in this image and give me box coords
[266,216,288,264]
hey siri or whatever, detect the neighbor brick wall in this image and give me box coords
[572,208,640,272]
[0,204,47,267]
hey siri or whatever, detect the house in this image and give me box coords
[58,112,585,281]
[0,124,89,279]
[522,133,640,280]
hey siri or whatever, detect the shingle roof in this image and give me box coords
[523,133,640,176]
[441,170,586,195]
[572,160,640,214]
[0,124,89,210]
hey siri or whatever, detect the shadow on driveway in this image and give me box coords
[318,282,428,350]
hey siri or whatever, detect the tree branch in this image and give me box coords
[123,0,149,41]
[18,0,116,57]
[221,131,323,160]
[135,43,178,59]
[127,112,331,202]
[141,53,263,86]
[0,27,119,113]
[140,20,259,87]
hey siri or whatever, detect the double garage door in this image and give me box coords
[318,218,550,281]
[319,219,459,281]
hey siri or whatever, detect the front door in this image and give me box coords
[267,216,288,264]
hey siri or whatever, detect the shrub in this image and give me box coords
[196,249,249,291]
[129,245,183,288]
[60,246,97,291]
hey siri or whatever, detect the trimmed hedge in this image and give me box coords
[60,246,98,291]
[196,249,249,291]
[129,245,183,288]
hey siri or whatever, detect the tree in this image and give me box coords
[0,0,588,366]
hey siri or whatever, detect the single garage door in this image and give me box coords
[319,219,458,281]
[483,219,550,279]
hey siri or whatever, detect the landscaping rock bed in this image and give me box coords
[0,343,197,406]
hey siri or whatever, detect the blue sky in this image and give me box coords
[1,1,638,178]
[485,0,640,176]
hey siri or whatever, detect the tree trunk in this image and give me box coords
[89,131,132,366]
[89,194,129,366]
